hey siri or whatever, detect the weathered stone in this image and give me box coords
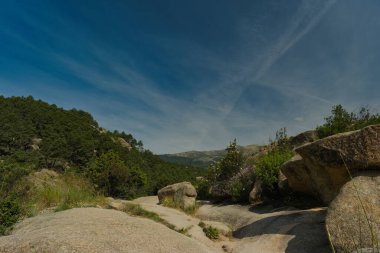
[280,154,314,195]
[158,182,197,209]
[0,208,213,253]
[277,170,290,194]
[288,130,318,149]
[209,182,229,199]
[326,173,380,253]
[30,138,42,150]
[249,180,262,204]
[295,124,380,203]
[117,137,132,150]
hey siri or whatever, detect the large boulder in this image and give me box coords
[0,208,213,253]
[288,130,318,149]
[289,125,380,203]
[280,154,314,195]
[326,173,380,253]
[158,182,197,209]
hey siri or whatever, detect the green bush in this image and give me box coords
[227,173,255,203]
[0,161,32,199]
[202,225,220,240]
[317,105,380,138]
[0,196,22,235]
[255,148,293,193]
[217,139,243,180]
[194,179,210,200]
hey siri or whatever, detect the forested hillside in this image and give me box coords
[0,96,205,199]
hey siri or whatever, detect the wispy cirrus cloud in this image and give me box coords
[2,0,380,154]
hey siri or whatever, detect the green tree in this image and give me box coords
[87,151,129,196]
[316,105,380,138]
[255,148,293,194]
[218,139,243,180]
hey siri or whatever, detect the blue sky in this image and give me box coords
[1,0,380,154]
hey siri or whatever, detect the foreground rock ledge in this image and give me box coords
[0,208,213,253]
[283,124,380,203]
[326,174,380,253]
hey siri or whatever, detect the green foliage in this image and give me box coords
[207,162,221,184]
[217,139,243,181]
[194,179,210,200]
[227,172,255,203]
[122,203,163,222]
[15,172,105,214]
[317,105,380,138]
[255,147,293,193]
[87,151,149,199]
[205,140,254,202]
[0,95,211,233]
[202,225,220,240]
[0,196,22,235]
[87,151,128,196]
[0,160,33,199]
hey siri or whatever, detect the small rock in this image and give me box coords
[222,244,233,253]
[249,180,263,204]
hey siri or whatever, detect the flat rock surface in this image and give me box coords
[0,197,332,253]
[0,207,214,253]
[196,202,331,253]
[134,197,331,253]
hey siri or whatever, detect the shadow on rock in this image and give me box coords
[233,209,332,253]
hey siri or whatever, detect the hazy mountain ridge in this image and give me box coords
[160,144,262,168]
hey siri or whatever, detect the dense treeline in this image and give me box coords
[0,96,205,199]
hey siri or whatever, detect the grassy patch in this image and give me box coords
[161,197,199,215]
[122,203,163,223]
[121,202,194,236]
[201,224,220,240]
[26,173,106,212]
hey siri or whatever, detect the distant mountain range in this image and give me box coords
[159,144,262,169]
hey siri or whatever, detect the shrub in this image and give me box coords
[0,161,32,199]
[255,148,293,194]
[203,225,220,240]
[0,196,22,235]
[194,179,210,200]
[227,173,254,203]
[317,105,380,138]
[217,139,243,181]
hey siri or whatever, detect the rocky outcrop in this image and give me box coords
[117,137,132,150]
[0,208,213,253]
[282,125,380,203]
[288,130,318,149]
[280,154,313,195]
[326,173,380,253]
[158,182,197,209]
[277,170,289,194]
[30,138,42,150]
[210,167,255,201]
[249,180,262,204]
